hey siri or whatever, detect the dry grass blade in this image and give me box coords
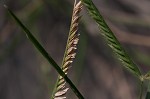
[52,0,83,99]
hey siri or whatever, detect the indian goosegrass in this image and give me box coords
[80,0,146,98]
[51,1,83,99]
[4,2,84,99]
[3,0,150,98]
[81,0,142,77]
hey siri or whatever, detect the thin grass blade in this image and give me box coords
[4,5,84,99]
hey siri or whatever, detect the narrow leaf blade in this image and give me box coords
[4,5,84,99]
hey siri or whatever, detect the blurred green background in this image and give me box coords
[1,0,150,99]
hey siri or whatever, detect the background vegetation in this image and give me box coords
[1,0,150,99]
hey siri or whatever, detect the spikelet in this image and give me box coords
[81,0,141,77]
[52,0,83,99]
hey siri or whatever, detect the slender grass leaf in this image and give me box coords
[4,5,84,99]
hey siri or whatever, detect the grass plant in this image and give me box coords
[51,1,83,99]
[3,0,150,98]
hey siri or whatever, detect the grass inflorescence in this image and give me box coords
[52,1,83,99]
[4,0,150,99]
[81,0,142,77]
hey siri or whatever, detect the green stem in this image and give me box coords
[4,5,84,99]
[145,80,150,99]
[139,81,143,99]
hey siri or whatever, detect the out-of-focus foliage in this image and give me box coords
[1,0,150,99]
